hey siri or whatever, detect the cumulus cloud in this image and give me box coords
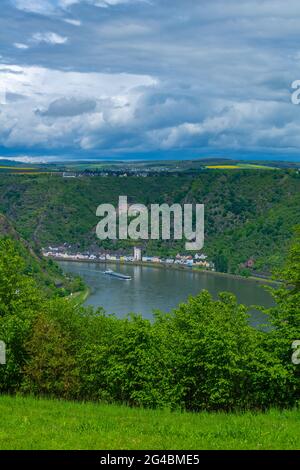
[36,97,97,117]
[13,42,29,49]
[32,32,68,45]
[11,0,145,15]
[11,0,57,15]
[64,18,81,26]
[0,63,157,150]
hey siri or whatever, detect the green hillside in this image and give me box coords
[0,170,299,274]
[0,395,299,450]
[0,214,84,297]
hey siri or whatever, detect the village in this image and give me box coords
[42,245,215,271]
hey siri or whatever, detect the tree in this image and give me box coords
[0,239,42,392]
[263,226,300,407]
[214,252,229,273]
[23,312,79,399]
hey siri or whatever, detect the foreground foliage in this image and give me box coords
[0,228,299,411]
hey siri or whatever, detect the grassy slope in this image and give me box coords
[0,396,299,450]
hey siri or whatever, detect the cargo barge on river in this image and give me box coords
[103,269,132,280]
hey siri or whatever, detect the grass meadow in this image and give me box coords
[0,396,299,450]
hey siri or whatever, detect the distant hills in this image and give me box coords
[0,157,299,173]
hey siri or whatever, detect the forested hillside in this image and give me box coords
[0,170,299,274]
[0,214,84,297]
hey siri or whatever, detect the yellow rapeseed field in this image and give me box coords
[206,165,239,169]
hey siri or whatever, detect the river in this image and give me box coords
[59,261,276,326]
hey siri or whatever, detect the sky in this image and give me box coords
[1,0,300,162]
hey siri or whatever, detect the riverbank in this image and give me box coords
[59,258,275,318]
[55,255,279,286]
[67,286,90,306]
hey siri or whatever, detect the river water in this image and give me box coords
[59,261,275,326]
